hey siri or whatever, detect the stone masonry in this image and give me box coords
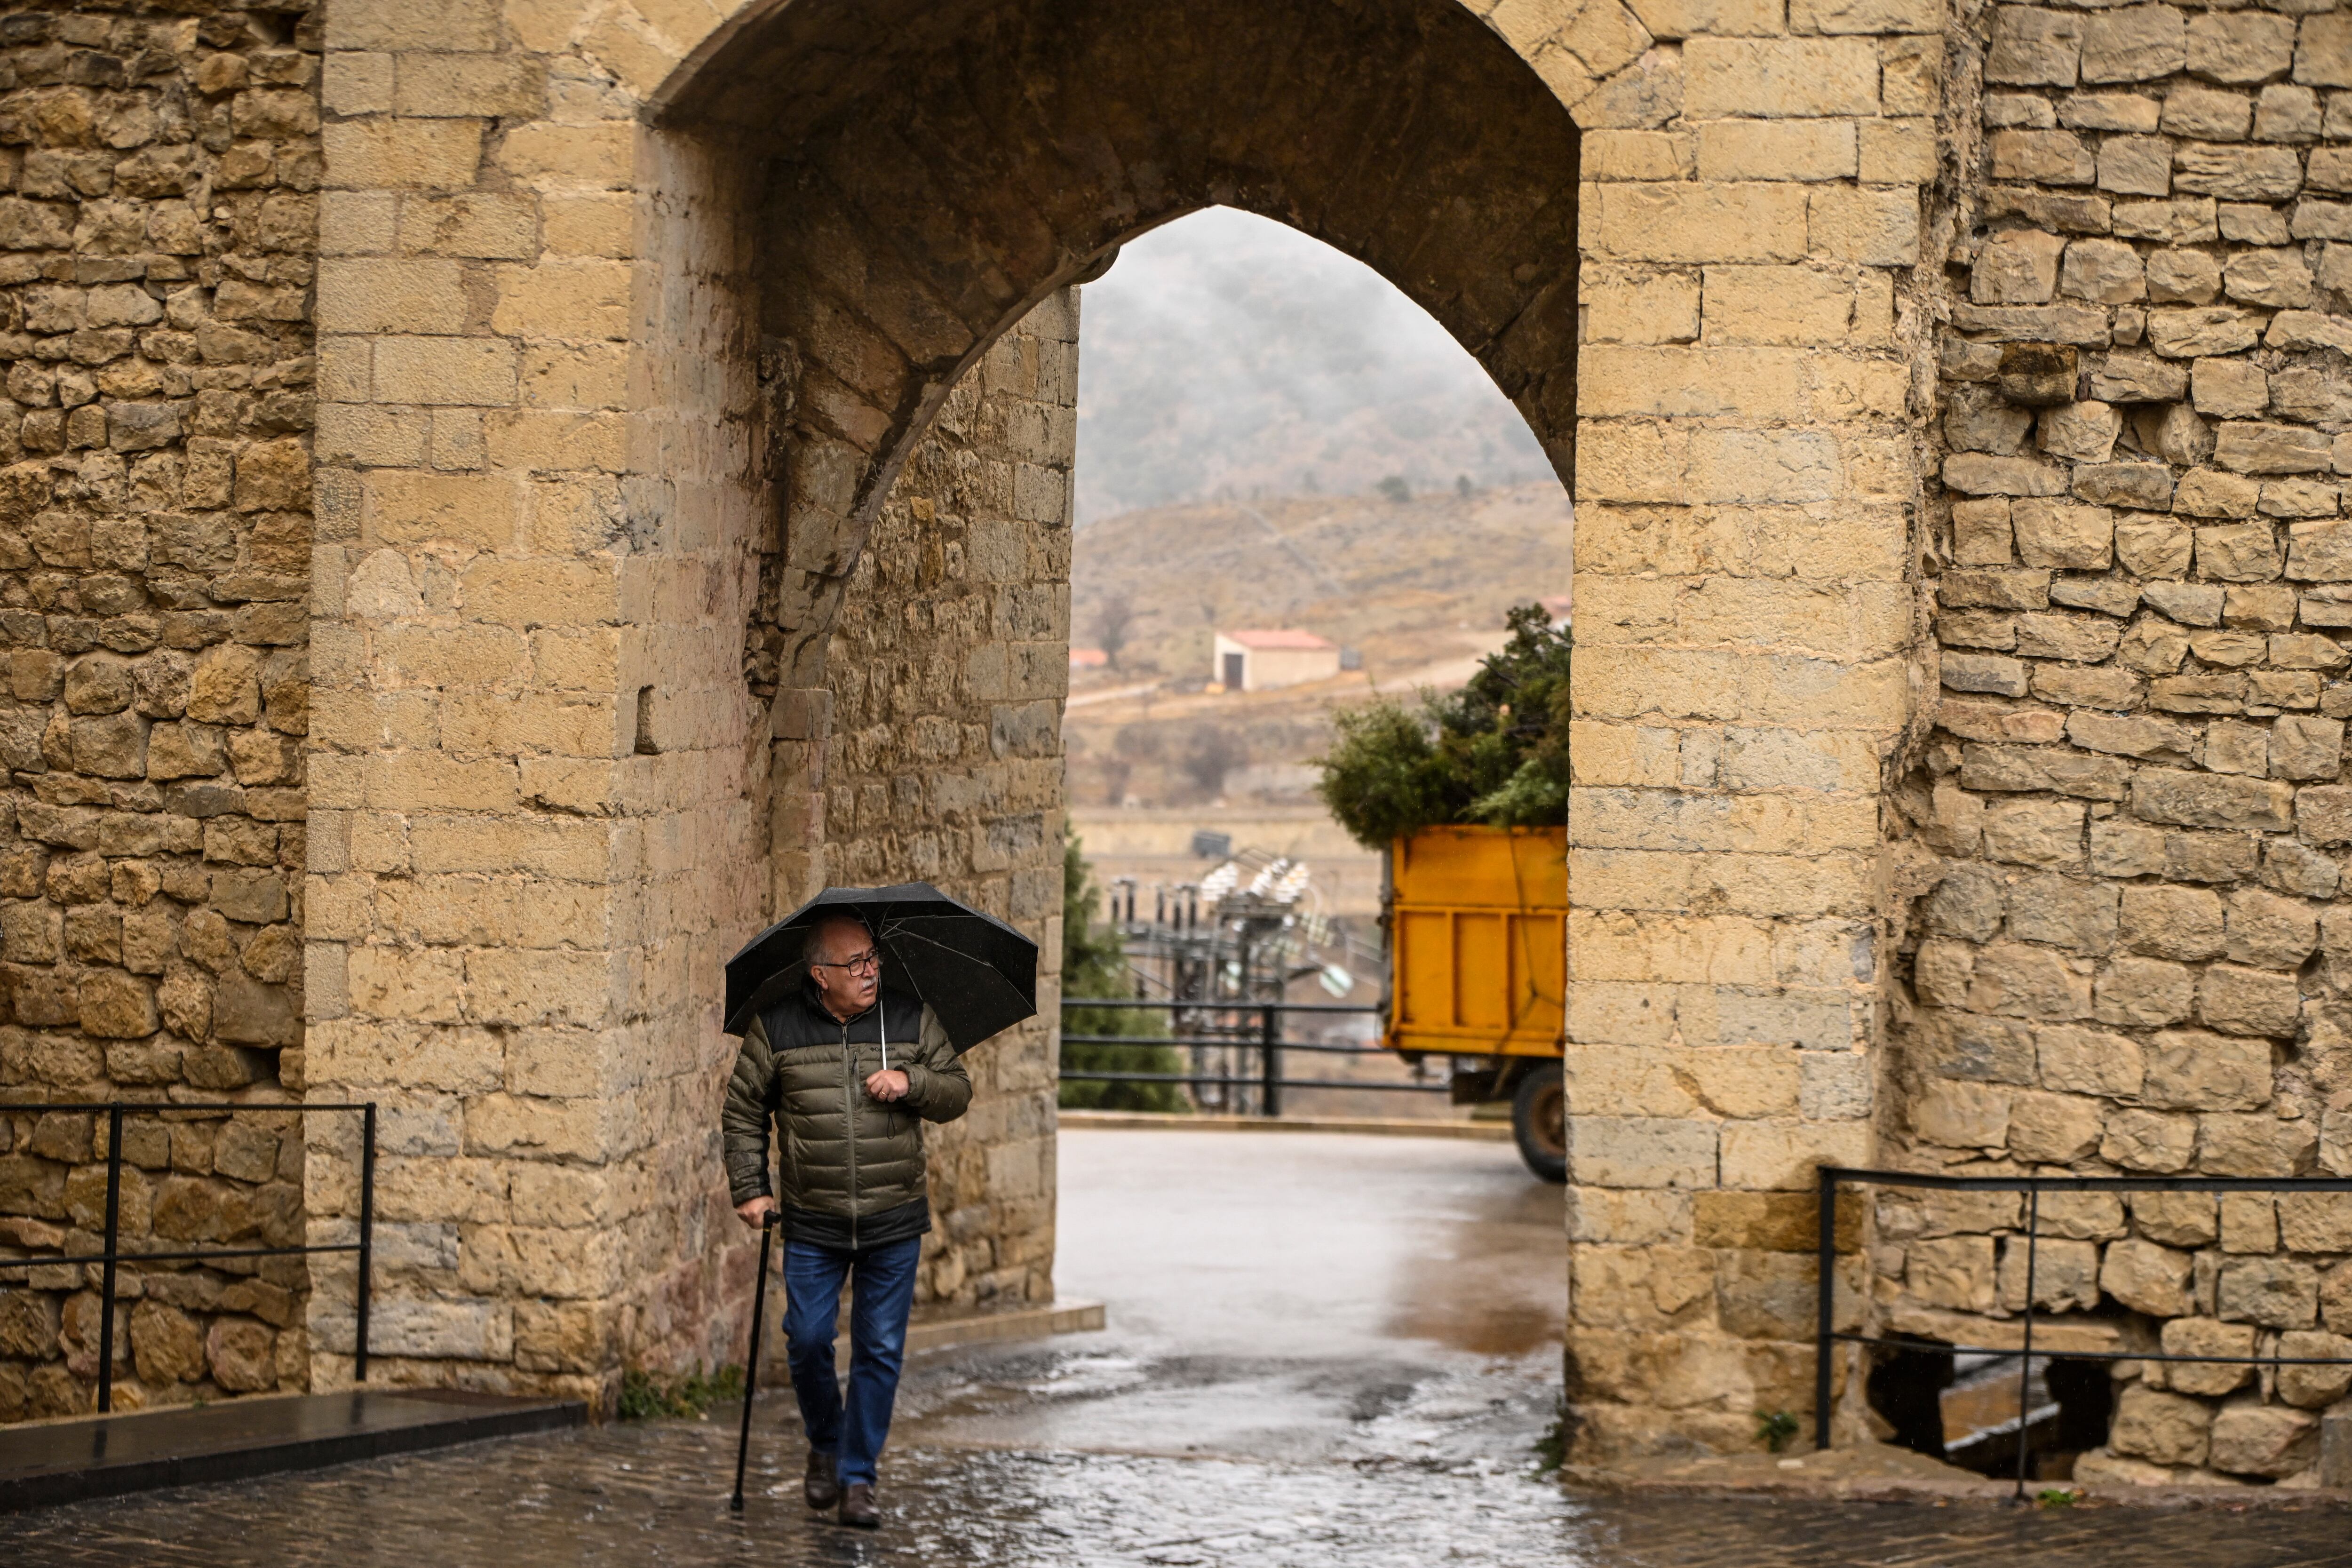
[1868,0,2352,1488]
[0,0,2342,1487]
[0,1,318,1421]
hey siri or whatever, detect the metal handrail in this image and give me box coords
[0,1100,377,1412]
[1058,998,1434,1114]
[1815,1165,2352,1502]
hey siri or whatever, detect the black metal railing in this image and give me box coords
[0,1100,377,1412]
[1815,1166,2352,1500]
[1060,999,1441,1116]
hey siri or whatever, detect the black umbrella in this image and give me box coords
[722,882,1038,1052]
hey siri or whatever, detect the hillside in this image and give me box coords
[1065,482,1571,811]
[1073,207,1550,521]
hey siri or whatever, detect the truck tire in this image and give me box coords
[1511,1061,1566,1184]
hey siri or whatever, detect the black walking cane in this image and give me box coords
[731,1211,782,1513]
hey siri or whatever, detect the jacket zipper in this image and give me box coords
[842,1017,859,1251]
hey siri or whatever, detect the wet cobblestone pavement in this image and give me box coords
[12,1133,2352,1564]
[11,1405,2352,1568]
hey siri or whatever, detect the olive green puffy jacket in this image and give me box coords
[721,987,971,1250]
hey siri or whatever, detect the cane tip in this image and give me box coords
[729,1495,745,1513]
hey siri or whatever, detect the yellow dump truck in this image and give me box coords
[1382,824,1568,1181]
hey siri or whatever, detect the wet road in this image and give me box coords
[896,1129,1568,1469]
[14,1130,2352,1565]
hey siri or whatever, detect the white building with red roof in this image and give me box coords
[1210,628,1340,692]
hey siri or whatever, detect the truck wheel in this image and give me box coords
[1511,1061,1566,1184]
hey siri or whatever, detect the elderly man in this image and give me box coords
[723,912,971,1529]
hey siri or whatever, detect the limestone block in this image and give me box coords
[2061,238,2145,302]
[2196,963,2301,1038]
[1586,271,1701,343]
[2297,785,2352,844]
[1595,182,1808,263]
[1973,229,2067,305]
[1905,1234,1996,1313]
[2218,1257,2321,1328]
[2199,1112,2317,1177]
[2159,1316,2259,1396]
[2297,15,2352,89]
[2149,306,2265,359]
[2275,1331,2352,1410]
[315,257,467,337]
[207,1318,278,1393]
[1952,499,2016,565]
[1683,38,1879,118]
[1717,1119,1870,1191]
[1911,1081,2011,1150]
[2141,1027,2272,1110]
[364,1297,514,1361]
[1982,797,2086,867]
[1571,1116,1718,1189]
[1809,187,1920,265]
[2103,1236,2195,1316]
[1695,120,1857,183]
[2007,1090,2105,1163]
[2185,11,2298,87]
[2261,839,2339,899]
[2038,1020,2145,1094]
[2223,249,2313,310]
[2174,145,2304,203]
[2081,6,2185,85]
[2163,87,2254,143]
[1992,129,2096,185]
[2130,768,2292,831]
[2225,889,2319,968]
[2013,499,2113,567]
[322,118,485,194]
[2294,521,2352,583]
[2277,1193,2352,1253]
[2110,1385,2211,1466]
[1988,8,2084,88]
[1917,1008,2032,1082]
[2135,1191,2220,1247]
[2216,422,2332,475]
[129,1300,205,1384]
[2209,1401,2318,1479]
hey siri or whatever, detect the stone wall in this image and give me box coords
[815,299,1076,1315]
[30,0,2343,1479]
[0,0,318,1421]
[1560,2,1939,1458]
[1877,1,2352,1486]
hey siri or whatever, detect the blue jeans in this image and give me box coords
[780,1235,922,1488]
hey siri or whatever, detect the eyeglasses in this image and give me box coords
[814,948,882,977]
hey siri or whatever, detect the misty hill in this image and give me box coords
[1073,207,1549,523]
[1064,483,1571,810]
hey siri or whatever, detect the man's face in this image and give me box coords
[809,918,880,1017]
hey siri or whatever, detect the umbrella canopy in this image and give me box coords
[723,882,1039,1053]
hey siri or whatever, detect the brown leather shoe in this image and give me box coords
[837,1481,880,1529]
[803,1449,840,1511]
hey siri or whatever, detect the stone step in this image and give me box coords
[0,1388,587,1514]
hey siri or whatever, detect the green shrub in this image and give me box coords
[1317,604,1571,849]
[1058,832,1189,1112]
[617,1362,744,1421]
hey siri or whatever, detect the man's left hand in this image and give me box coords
[864,1068,910,1103]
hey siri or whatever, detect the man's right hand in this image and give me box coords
[735,1195,779,1230]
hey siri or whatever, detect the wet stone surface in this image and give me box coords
[12,1132,2352,1563]
[11,1409,2352,1568]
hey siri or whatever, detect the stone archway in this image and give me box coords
[637,0,1586,1391]
[305,0,1938,1459]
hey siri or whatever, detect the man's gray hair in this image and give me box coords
[802,912,873,970]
